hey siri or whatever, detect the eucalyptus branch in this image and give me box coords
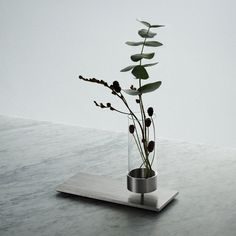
[138,27,151,161]
[150,116,156,166]
[79,20,164,179]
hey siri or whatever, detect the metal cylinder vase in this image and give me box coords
[127,168,157,193]
[127,113,157,193]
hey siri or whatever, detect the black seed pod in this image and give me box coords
[147,107,154,117]
[110,107,115,111]
[115,86,121,93]
[113,81,119,87]
[145,118,151,127]
[136,99,140,103]
[147,141,155,152]
[129,125,135,134]
[106,103,111,107]
[100,103,105,108]
[94,101,99,106]
[113,81,121,93]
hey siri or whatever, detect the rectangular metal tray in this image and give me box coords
[56,172,178,212]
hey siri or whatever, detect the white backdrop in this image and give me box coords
[1,0,236,147]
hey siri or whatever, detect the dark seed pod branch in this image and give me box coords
[93,101,130,115]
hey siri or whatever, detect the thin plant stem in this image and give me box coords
[119,93,144,136]
[111,107,130,115]
[131,115,145,160]
[150,116,156,166]
[132,133,147,169]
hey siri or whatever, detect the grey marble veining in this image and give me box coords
[0,115,236,236]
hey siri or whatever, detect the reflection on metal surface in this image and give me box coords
[56,172,178,212]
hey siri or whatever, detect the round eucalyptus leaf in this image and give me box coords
[120,65,136,72]
[138,81,162,94]
[131,53,155,62]
[151,24,165,28]
[138,20,151,27]
[123,89,140,96]
[126,41,143,46]
[120,63,158,72]
[138,29,156,38]
[131,65,149,80]
[143,62,158,67]
[145,41,163,47]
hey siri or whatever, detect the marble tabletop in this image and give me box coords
[0,115,236,236]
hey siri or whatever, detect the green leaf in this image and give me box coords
[120,65,136,72]
[138,20,151,27]
[123,89,140,96]
[137,20,164,28]
[138,81,162,94]
[131,65,149,80]
[138,29,156,38]
[120,63,158,72]
[143,62,158,67]
[125,41,143,46]
[131,53,155,62]
[144,41,163,47]
[126,41,162,47]
[151,24,165,28]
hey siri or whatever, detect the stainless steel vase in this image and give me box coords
[127,114,157,193]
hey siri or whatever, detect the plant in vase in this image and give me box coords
[79,20,164,194]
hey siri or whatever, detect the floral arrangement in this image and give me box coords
[79,20,164,178]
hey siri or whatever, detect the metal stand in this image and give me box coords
[56,172,178,212]
[140,193,145,205]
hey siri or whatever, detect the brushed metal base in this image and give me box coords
[127,168,157,193]
[56,172,179,212]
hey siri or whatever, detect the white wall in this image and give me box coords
[1,0,236,147]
